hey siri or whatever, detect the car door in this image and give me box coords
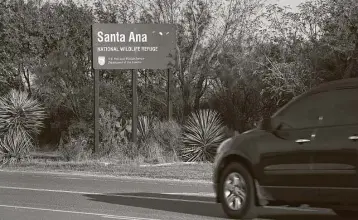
[257,93,324,202]
[308,88,358,204]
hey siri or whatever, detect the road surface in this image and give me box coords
[0,170,341,220]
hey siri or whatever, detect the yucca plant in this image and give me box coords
[0,89,46,135]
[0,127,32,165]
[137,115,158,159]
[138,116,155,144]
[181,109,226,162]
[0,89,46,164]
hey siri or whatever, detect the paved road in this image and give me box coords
[0,170,342,220]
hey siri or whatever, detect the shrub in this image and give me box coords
[98,106,183,164]
[59,135,91,161]
[99,106,132,157]
[116,118,182,164]
[67,120,92,140]
[181,109,226,162]
[0,127,32,165]
[0,90,46,164]
[58,120,93,161]
[0,89,46,136]
[151,120,182,160]
[140,137,165,164]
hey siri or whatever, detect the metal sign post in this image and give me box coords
[91,24,100,154]
[167,69,172,120]
[132,69,138,143]
[94,69,99,153]
[91,23,176,151]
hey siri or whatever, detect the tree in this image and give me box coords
[318,0,358,79]
[137,0,266,118]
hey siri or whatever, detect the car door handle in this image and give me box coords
[295,139,311,144]
[349,135,358,142]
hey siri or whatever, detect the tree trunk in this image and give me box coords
[193,75,206,109]
[182,82,192,117]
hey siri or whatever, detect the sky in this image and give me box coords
[58,0,310,13]
[266,0,309,11]
[69,0,309,11]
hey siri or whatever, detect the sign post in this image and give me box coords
[167,69,172,120]
[91,23,176,150]
[94,69,99,153]
[132,69,138,143]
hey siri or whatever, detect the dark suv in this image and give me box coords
[213,78,358,219]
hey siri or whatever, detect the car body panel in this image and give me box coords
[307,124,358,204]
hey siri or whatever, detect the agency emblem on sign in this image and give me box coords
[98,56,106,66]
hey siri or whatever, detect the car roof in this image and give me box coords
[272,77,358,118]
[308,77,358,94]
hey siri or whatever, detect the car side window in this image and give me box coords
[320,88,358,126]
[275,88,358,130]
[275,93,323,130]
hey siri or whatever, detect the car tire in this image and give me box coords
[333,210,358,219]
[219,162,257,219]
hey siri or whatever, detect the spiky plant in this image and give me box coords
[0,89,46,164]
[181,109,226,162]
[137,116,154,144]
[0,127,32,165]
[0,89,46,135]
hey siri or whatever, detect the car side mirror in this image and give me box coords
[259,117,273,132]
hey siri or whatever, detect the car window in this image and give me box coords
[275,93,323,129]
[275,88,358,130]
[321,88,358,126]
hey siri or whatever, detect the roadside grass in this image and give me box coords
[1,159,213,181]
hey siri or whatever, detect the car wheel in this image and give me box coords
[333,210,358,219]
[219,162,257,219]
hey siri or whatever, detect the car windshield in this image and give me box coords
[271,95,301,118]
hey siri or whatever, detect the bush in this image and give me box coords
[130,117,184,164]
[139,137,165,164]
[0,128,32,165]
[0,89,46,135]
[59,135,91,161]
[181,109,226,162]
[209,80,263,133]
[96,105,183,164]
[58,120,93,161]
[0,89,46,164]
[152,120,182,160]
[137,119,182,163]
[99,106,132,157]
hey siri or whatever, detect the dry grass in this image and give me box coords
[2,159,213,181]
